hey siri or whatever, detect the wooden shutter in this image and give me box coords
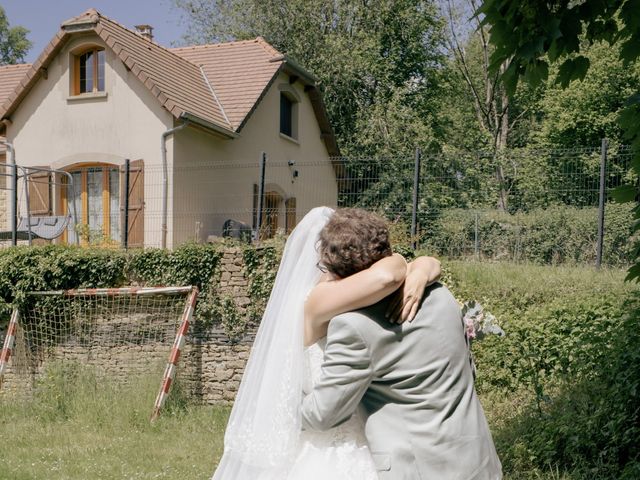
[285,197,296,234]
[27,168,52,216]
[121,159,144,248]
[0,153,5,190]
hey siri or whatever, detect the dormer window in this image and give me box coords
[279,90,299,140]
[74,47,105,95]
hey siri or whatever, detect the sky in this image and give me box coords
[2,0,188,63]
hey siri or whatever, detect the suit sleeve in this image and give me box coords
[301,315,374,431]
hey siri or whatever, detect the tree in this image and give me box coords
[534,41,640,149]
[173,0,446,156]
[477,0,640,281]
[0,6,31,65]
[440,0,543,210]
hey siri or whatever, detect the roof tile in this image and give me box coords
[171,38,283,130]
[0,64,32,107]
[0,8,335,151]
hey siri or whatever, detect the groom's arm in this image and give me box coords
[301,314,373,431]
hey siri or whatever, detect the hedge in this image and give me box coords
[0,244,224,331]
[422,203,635,266]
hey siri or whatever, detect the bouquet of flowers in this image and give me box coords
[461,300,505,341]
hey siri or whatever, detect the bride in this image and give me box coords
[211,207,441,479]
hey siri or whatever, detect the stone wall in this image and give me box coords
[0,246,260,405]
[217,247,251,314]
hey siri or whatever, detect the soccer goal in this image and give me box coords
[0,286,198,421]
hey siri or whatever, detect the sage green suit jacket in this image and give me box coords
[301,283,502,480]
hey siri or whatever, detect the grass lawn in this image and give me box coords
[1,261,636,479]
[0,372,229,480]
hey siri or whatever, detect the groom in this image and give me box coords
[301,209,502,479]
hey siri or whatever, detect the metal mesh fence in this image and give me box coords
[0,143,636,265]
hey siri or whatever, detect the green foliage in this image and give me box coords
[423,203,635,265]
[478,0,640,282]
[126,243,224,325]
[0,245,127,310]
[533,42,640,149]
[242,238,284,322]
[217,295,245,342]
[0,6,31,65]
[0,361,226,479]
[0,243,225,330]
[445,261,639,477]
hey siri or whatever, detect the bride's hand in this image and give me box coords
[385,256,441,323]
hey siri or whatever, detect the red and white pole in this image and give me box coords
[151,286,199,421]
[0,309,20,391]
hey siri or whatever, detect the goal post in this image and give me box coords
[0,309,19,391]
[151,286,198,421]
[0,286,198,420]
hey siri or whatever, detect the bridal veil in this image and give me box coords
[212,206,335,479]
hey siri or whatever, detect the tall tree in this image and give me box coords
[440,0,541,209]
[0,6,31,65]
[173,0,446,156]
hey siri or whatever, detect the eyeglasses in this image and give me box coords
[316,262,328,273]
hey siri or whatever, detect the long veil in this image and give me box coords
[212,206,335,479]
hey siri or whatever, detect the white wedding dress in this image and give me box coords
[212,207,378,479]
[283,338,378,479]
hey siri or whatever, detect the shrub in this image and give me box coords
[0,243,224,330]
[444,261,639,477]
[422,203,635,265]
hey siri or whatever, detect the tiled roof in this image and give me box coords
[0,9,338,153]
[171,38,283,130]
[0,64,31,109]
[0,8,232,134]
[82,9,233,132]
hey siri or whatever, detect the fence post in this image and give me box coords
[122,159,130,249]
[411,147,422,251]
[474,211,479,261]
[11,163,17,246]
[596,138,608,268]
[256,152,267,241]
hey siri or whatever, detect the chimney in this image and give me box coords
[134,24,154,41]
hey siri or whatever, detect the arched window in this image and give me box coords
[73,47,105,95]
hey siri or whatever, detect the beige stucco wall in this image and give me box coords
[172,72,338,245]
[0,151,6,233]
[5,33,174,247]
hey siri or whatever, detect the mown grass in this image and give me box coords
[1,261,637,479]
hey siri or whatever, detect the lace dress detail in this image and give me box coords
[281,339,378,480]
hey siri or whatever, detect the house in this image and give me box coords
[0,9,339,248]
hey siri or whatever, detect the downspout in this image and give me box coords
[0,140,16,245]
[160,121,189,249]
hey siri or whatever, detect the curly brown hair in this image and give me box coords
[318,208,392,278]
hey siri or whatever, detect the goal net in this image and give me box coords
[0,286,198,420]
